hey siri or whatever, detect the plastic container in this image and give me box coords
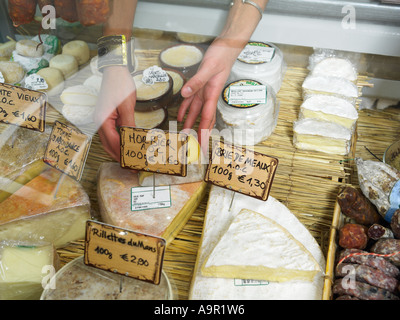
[228,41,285,94]
[40,256,175,300]
[216,79,279,146]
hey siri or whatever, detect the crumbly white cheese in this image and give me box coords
[62,104,95,126]
[190,186,325,300]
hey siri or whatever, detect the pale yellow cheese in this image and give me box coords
[0,40,16,58]
[160,45,203,68]
[0,242,57,300]
[133,73,170,100]
[98,162,207,245]
[201,209,321,282]
[0,167,91,248]
[135,108,166,129]
[62,40,90,66]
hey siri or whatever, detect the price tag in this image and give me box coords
[84,220,166,285]
[238,42,276,63]
[142,66,169,85]
[0,82,46,132]
[120,127,188,176]
[228,85,267,105]
[131,186,171,211]
[24,74,48,91]
[205,140,278,201]
[43,121,91,181]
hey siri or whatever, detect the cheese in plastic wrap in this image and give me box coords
[0,167,91,248]
[0,241,59,300]
[97,162,207,245]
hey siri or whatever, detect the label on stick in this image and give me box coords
[43,121,91,181]
[120,127,188,176]
[205,140,278,201]
[84,220,166,285]
[0,82,46,132]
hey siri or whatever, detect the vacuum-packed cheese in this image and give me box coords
[97,162,207,245]
[311,57,358,82]
[0,167,91,248]
[299,94,358,130]
[201,209,321,282]
[190,186,325,300]
[293,118,352,155]
[0,241,58,300]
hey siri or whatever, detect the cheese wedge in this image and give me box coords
[299,94,358,130]
[139,135,205,186]
[190,186,325,300]
[293,118,353,155]
[0,242,58,300]
[0,167,91,248]
[98,162,207,245]
[201,209,321,282]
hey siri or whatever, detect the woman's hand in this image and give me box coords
[95,66,136,161]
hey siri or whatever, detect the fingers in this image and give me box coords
[183,95,203,130]
[98,120,121,162]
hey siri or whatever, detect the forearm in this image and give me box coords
[219,0,269,52]
[103,0,138,38]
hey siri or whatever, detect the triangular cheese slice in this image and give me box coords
[201,209,321,282]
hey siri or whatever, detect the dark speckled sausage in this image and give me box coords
[336,263,399,293]
[371,238,400,267]
[339,223,369,250]
[338,249,400,278]
[76,0,111,26]
[333,279,399,300]
[54,0,78,22]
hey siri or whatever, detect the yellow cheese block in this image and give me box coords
[0,242,58,300]
[98,162,207,245]
[201,209,321,282]
[0,167,91,248]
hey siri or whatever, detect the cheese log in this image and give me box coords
[293,118,352,155]
[0,241,58,300]
[97,162,207,245]
[299,95,358,130]
[0,167,91,248]
[190,186,325,300]
[201,209,321,282]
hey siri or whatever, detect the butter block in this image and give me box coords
[190,186,325,300]
[0,167,91,248]
[0,241,58,300]
[293,118,352,155]
[201,209,321,282]
[299,94,358,129]
[98,162,207,245]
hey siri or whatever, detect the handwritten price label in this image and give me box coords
[205,140,278,201]
[84,220,166,285]
[120,127,188,176]
[0,83,46,132]
[43,121,91,181]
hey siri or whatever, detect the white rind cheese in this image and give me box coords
[189,186,325,300]
[201,209,321,282]
[311,57,357,82]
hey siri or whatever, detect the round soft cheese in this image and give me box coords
[49,54,78,79]
[62,40,90,66]
[133,73,170,101]
[0,61,25,84]
[60,85,98,106]
[83,75,102,93]
[62,104,95,126]
[312,57,357,82]
[36,67,65,96]
[160,45,203,68]
[16,39,44,58]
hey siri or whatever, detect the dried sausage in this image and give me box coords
[333,279,399,300]
[76,0,111,26]
[8,0,37,26]
[337,185,381,225]
[338,249,400,278]
[391,210,400,239]
[371,238,400,267]
[54,0,78,23]
[336,263,399,293]
[368,224,394,240]
[339,223,369,250]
